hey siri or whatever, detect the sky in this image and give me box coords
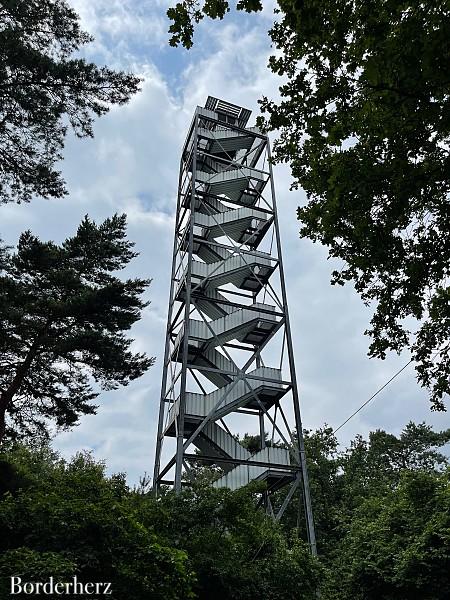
[2,0,448,483]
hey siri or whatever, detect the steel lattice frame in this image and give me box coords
[153,97,317,554]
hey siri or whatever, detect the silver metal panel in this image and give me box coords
[203,422,251,461]
[184,305,278,348]
[213,447,291,491]
[195,207,268,243]
[183,366,282,416]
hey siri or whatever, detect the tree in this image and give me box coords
[300,427,342,555]
[337,422,450,515]
[1,425,448,599]
[0,445,195,600]
[137,482,321,600]
[167,0,450,411]
[326,470,450,600]
[0,443,320,600]
[0,0,140,204]
[271,423,450,557]
[0,214,154,442]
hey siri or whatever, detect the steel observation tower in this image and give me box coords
[153,97,316,553]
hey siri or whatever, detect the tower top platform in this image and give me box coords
[204,96,252,128]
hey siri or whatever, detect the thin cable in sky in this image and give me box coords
[333,360,413,434]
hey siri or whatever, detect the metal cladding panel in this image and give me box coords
[245,135,266,168]
[205,179,267,203]
[196,195,230,214]
[172,323,185,354]
[208,364,281,406]
[195,298,227,321]
[185,304,278,348]
[186,369,264,416]
[198,106,218,120]
[185,393,211,417]
[223,222,255,243]
[184,365,283,418]
[191,318,251,348]
[196,165,266,186]
[186,373,284,418]
[209,181,248,203]
[192,253,272,279]
[197,127,256,154]
[196,264,275,292]
[249,365,282,379]
[196,295,232,320]
[195,206,269,234]
[166,399,179,431]
[210,138,254,155]
[187,348,237,388]
[237,108,252,128]
[253,446,290,466]
[212,447,291,491]
[195,244,231,264]
[188,320,203,340]
[203,348,238,377]
[203,422,251,461]
[213,464,266,491]
[198,126,250,142]
[197,288,234,315]
[190,261,208,277]
[239,191,259,207]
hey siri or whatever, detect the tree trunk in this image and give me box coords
[0,333,45,443]
[0,399,6,443]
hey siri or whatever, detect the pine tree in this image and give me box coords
[0,0,140,204]
[0,214,153,441]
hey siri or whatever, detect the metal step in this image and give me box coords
[176,253,276,294]
[164,417,251,474]
[196,165,267,204]
[213,447,293,491]
[178,366,286,420]
[172,304,278,356]
[195,205,270,248]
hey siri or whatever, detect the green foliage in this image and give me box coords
[0,444,320,600]
[0,548,77,598]
[271,422,450,561]
[327,470,450,600]
[300,427,342,552]
[166,0,450,411]
[0,0,140,204]
[0,445,195,599]
[0,424,448,599]
[0,214,154,442]
[265,0,450,410]
[167,1,262,48]
[300,423,450,599]
[139,482,320,600]
[235,431,282,453]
